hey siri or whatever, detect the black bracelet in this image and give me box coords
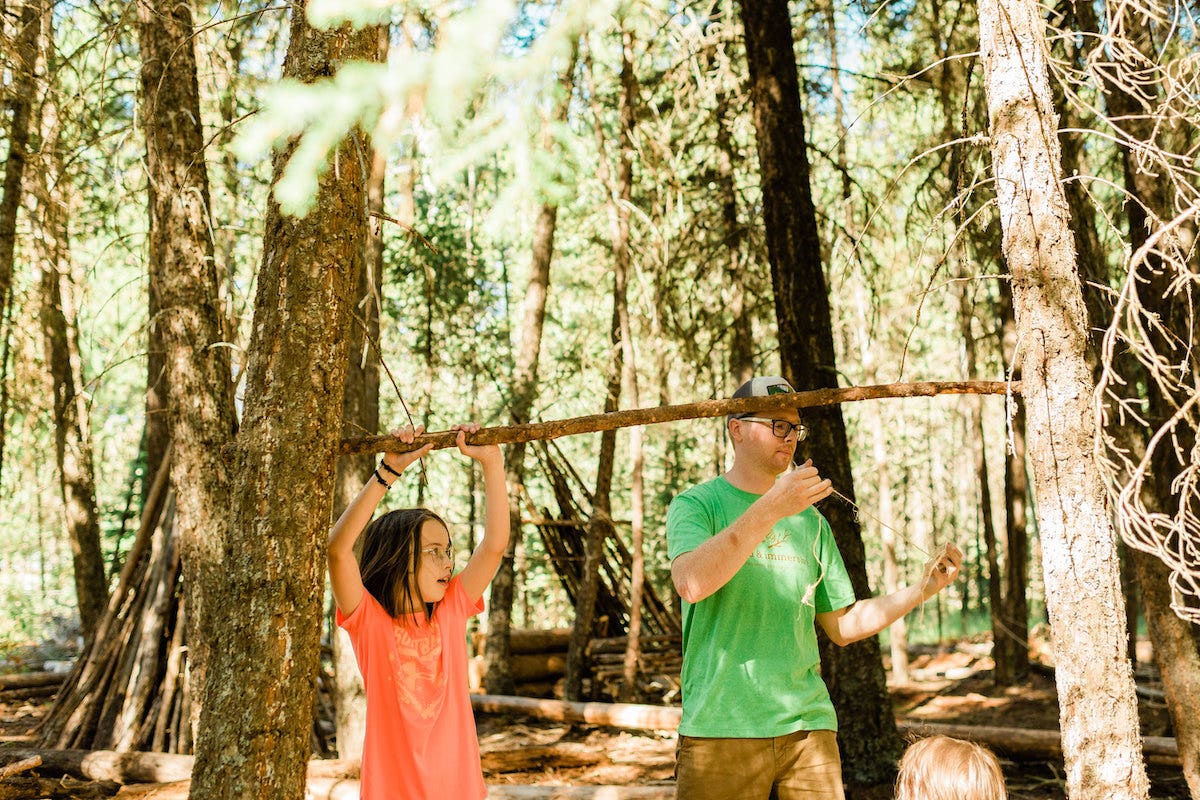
[379,461,403,479]
[372,468,390,489]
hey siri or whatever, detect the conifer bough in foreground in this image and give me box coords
[341,380,1019,455]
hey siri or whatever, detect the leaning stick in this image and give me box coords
[341,380,1019,456]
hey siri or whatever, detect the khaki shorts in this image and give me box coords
[675,729,845,800]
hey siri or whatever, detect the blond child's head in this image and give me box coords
[896,735,1007,800]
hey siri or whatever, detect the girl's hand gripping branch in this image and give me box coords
[453,423,511,603]
[328,425,434,617]
[380,424,436,480]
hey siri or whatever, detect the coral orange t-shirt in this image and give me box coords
[337,576,485,800]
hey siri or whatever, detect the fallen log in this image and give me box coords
[512,653,568,683]
[0,775,118,800]
[471,695,1183,767]
[342,381,1019,455]
[115,781,674,799]
[487,789,674,799]
[588,635,680,656]
[0,673,66,691]
[0,685,60,702]
[897,721,1180,767]
[471,694,682,731]
[507,628,574,654]
[0,749,359,785]
[482,742,606,774]
[0,749,193,783]
[0,755,40,781]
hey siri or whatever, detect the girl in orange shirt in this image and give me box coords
[328,423,508,800]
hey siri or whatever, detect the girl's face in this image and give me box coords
[412,519,454,604]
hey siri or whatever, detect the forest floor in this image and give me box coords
[0,636,1191,799]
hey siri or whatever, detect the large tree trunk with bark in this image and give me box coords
[330,24,388,761]
[31,12,108,644]
[736,0,901,782]
[977,0,1150,796]
[189,7,375,797]
[485,46,577,696]
[135,0,239,735]
[0,0,45,482]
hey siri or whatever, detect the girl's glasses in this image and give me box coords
[739,417,808,442]
[420,544,455,563]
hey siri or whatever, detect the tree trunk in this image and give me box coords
[957,271,1004,681]
[31,13,108,644]
[486,45,577,696]
[977,0,1150,794]
[0,0,44,484]
[329,24,388,762]
[995,281,1030,684]
[136,0,240,737]
[713,84,753,385]
[873,407,908,684]
[189,6,375,797]
[565,30,634,701]
[736,0,901,782]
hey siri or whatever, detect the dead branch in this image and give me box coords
[342,380,1018,455]
[0,673,66,691]
[0,756,40,781]
[481,742,606,773]
[897,721,1180,767]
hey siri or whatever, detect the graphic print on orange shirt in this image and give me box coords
[389,616,447,720]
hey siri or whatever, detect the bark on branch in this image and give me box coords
[342,381,1019,455]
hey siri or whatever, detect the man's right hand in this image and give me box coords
[760,460,833,520]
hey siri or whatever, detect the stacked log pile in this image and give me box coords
[512,443,681,701]
[587,635,681,704]
[37,460,190,753]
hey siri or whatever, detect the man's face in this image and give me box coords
[732,409,802,474]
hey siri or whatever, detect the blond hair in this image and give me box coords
[896,735,1007,800]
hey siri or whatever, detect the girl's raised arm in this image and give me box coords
[453,424,510,603]
[327,426,432,616]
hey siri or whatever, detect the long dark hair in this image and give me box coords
[359,507,446,619]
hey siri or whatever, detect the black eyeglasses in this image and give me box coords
[739,417,808,441]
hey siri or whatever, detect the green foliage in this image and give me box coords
[11,0,1175,649]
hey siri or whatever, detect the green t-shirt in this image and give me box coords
[666,476,856,738]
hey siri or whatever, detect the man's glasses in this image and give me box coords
[420,544,455,563]
[739,417,808,442]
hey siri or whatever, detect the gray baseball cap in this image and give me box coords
[728,376,795,420]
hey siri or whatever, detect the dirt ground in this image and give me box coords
[0,640,1191,799]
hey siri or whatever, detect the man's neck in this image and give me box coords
[724,460,780,495]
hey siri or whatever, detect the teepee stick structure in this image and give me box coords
[341,380,1019,455]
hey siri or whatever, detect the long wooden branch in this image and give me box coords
[341,380,1019,455]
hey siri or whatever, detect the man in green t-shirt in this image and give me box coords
[667,376,963,800]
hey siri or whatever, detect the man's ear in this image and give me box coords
[728,418,741,443]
